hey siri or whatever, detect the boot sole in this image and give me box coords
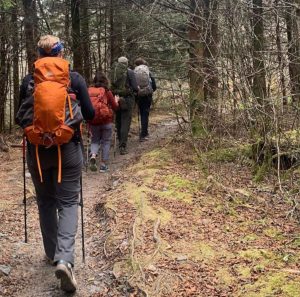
[55,264,77,293]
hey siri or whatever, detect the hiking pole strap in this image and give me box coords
[79,175,85,263]
[22,136,28,243]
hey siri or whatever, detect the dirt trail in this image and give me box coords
[0,113,177,297]
[2,112,300,297]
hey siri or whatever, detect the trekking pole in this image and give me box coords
[22,136,28,243]
[85,123,90,172]
[79,175,85,263]
[113,125,117,158]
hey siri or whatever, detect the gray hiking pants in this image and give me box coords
[90,123,113,162]
[27,141,82,266]
[115,96,134,148]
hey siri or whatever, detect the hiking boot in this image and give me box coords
[119,146,128,155]
[55,260,77,293]
[99,164,109,173]
[139,136,149,142]
[89,156,97,172]
[44,255,55,266]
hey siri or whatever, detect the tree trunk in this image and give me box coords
[124,0,138,62]
[11,3,20,119]
[65,0,71,49]
[71,0,83,73]
[285,0,300,102]
[0,12,8,132]
[275,0,287,105]
[22,0,38,73]
[110,0,123,65]
[252,0,267,105]
[96,4,102,71]
[188,0,205,134]
[203,0,218,102]
[81,0,91,82]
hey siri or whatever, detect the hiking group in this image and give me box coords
[15,35,157,293]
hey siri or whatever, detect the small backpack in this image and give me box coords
[111,62,131,97]
[134,65,153,97]
[88,87,113,125]
[18,57,82,183]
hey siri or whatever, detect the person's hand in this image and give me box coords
[115,95,120,102]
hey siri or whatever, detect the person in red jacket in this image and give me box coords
[88,71,119,172]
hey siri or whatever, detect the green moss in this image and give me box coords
[157,188,193,203]
[239,248,275,264]
[191,242,216,261]
[216,268,234,286]
[291,237,300,249]
[154,174,201,203]
[242,234,258,242]
[204,145,252,163]
[263,227,284,239]
[280,129,300,146]
[132,148,171,171]
[206,148,239,163]
[227,207,238,217]
[134,168,158,185]
[124,182,172,224]
[242,272,300,297]
[192,119,207,137]
[236,265,252,278]
[144,148,171,163]
[165,174,196,190]
[155,206,173,224]
[253,160,271,182]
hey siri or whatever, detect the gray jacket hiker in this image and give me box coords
[110,56,138,155]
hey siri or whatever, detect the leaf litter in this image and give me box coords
[1,112,300,296]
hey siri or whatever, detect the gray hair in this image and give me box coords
[118,56,128,65]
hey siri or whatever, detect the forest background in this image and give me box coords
[1,0,300,210]
[2,1,300,296]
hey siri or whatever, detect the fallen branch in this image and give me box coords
[206,175,252,199]
[153,218,160,243]
[268,268,300,275]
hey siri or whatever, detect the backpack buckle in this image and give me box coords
[42,133,54,148]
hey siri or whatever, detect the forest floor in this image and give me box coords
[1,109,300,297]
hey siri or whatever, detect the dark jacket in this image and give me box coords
[149,73,157,92]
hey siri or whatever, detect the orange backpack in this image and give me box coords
[88,87,113,125]
[24,57,75,183]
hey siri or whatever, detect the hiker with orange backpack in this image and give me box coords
[16,35,94,293]
[88,71,119,172]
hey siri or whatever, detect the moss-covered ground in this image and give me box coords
[2,112,300,296]
[103,137,300,296]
